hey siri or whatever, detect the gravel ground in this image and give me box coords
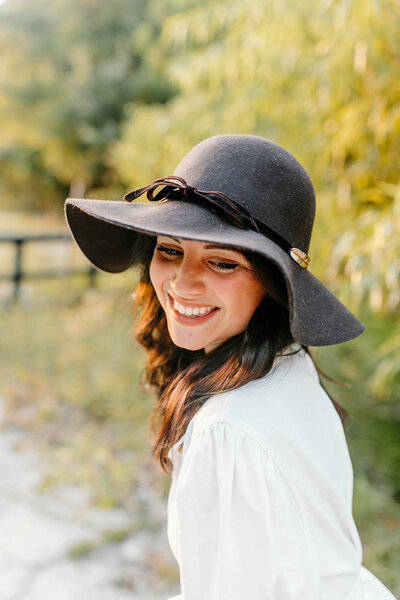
[0,399,180,600]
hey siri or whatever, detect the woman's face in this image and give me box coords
[149,236,266,353]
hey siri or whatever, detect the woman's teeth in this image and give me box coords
[173,299,216,317]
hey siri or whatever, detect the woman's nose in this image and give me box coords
[170,258,205,297]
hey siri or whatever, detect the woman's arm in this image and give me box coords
[170,422,320,600]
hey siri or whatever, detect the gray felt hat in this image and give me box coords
[64,134,365,346]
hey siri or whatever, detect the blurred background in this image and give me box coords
[0,0,399,597]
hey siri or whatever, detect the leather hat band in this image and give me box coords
[124,176,310,269]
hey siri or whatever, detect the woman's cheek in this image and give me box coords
[149,258,161,294]
[149,258,168,309]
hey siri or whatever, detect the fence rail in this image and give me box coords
[0,233,97,300]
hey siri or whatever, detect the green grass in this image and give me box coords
[67,518,156,560]
[0,284,169,512]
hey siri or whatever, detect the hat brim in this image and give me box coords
[65,197,365,347]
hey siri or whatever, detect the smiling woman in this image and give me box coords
[149,237,266,353]
[65,135,396,599]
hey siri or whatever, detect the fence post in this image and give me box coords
[88,265,97,288]
[13,239,23,301]
[0,234,104,301]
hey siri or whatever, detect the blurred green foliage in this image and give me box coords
[0,0,177,209]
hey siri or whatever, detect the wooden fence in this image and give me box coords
[0,233,97,300]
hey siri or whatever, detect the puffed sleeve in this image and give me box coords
[171,422,320,600]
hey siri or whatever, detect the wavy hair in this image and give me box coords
[131,233,348,473]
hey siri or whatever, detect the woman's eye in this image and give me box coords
[156,245,183,259]
[210,261,239,272]
[155,245,238,272]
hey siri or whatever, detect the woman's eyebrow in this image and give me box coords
[162,237,243,254]
[203,243,243,253]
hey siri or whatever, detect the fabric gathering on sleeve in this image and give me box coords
[168,421,320,600]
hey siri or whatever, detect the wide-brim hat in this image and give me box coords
[65,134,365,347]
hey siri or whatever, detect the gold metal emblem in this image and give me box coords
[290,248,310,269]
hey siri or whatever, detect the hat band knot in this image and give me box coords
[184,184,196,199]
[124,176,310,269]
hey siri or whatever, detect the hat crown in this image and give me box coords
[173,135,315,253]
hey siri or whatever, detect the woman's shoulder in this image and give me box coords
[188,344,345,455]
[176,345,354,504]
[192,345,318,423]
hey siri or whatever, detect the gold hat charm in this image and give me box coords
[290,248,310,269]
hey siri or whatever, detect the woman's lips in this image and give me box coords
[168,294,220,325]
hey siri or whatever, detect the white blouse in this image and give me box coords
[166,345,397,600]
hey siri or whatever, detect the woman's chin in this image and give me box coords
[166,318,225,353]
[167,330,205,352]
[172,338,205,352]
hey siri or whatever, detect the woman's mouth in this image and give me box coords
[168,294,220,323]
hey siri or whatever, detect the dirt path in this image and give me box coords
[0,399,179,600]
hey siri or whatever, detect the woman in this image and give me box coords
[65,135,397,599]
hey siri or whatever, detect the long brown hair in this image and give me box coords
[132,233,348,473]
